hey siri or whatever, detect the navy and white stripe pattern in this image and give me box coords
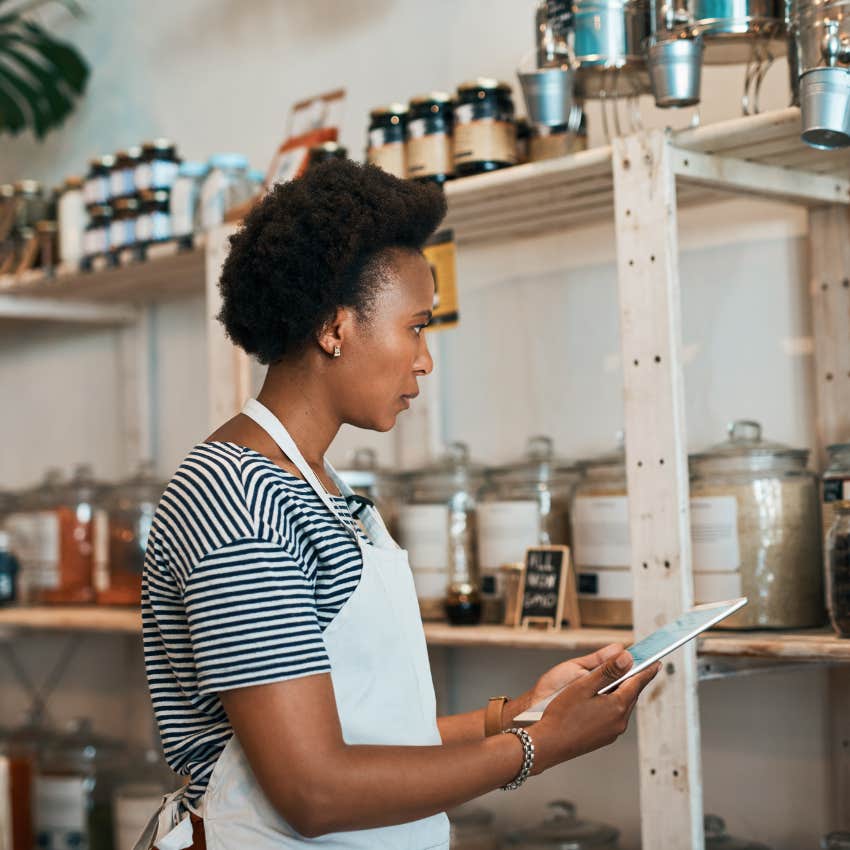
[142,442,364,805]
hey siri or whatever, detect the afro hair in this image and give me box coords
[216,159,447,365]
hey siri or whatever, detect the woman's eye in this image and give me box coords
[413,324,427,336]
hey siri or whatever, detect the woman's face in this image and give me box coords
[332,249,435,432]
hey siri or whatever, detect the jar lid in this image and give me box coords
[63,176,84,190]
[128,144,143,159]
[704,815,771,850]
[115,196,141,213]
[142,138,176,154]
[370,103,409,118]
[487,436,579,485]
[97,154,117,169]
[823,832,850,849]
[410,91,453,107]
[402,442,486,492]
[209,152,249,171]
[689,420,809,476]
[179,160,211,178]
[311,141,347,155]
[457,77,512,94]
[14,179,42,195]
[505,801,620,849]
[248,168,265,183]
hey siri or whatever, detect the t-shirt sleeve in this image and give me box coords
[183,537,331,695]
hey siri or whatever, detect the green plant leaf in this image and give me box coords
[0,78,27,133]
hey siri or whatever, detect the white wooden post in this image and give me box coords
[808,205,850,832]
[205,224,252,429]
[117,306,155,474]
[612,131,704,850]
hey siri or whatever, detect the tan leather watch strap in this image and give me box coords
[485,695,510,737]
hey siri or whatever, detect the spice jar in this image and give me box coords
[367,104,408,178]
[572,439,631,627]
[407,93,454,185]
[689,421,825,629]
[823,443,850,542]
[704,815,771,849]
[453,79,517,177]
[95,462,163,606]
[307,142,348,170]
[84,156,114,209]
[57,177,87,267]
[109,197,140,253]
[448,805,498,849]
[136,189,171,246]
[825,501,850,638]
[170,161,209,246]
[397,443,485,623]
[477,437,579,623]
[200,153,253,231]
[13,181,48,232]
[502,800,622,849]
[83,205,112,261]
[336,448,401,537]
[109,147,142,201]
[135,139,179,192]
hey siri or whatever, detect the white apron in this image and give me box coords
[137,398,450,850]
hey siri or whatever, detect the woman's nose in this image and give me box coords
[415,334,434,376]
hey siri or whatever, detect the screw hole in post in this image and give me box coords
[637,460,643,468]
[642,562,648,570]
[822,282,829,291]
[655,355,661,363]
[673,770,679,778]
[634,359,639,366]
[659,458,665,465]
[827,373,835,381]
[843,279,849,288]
[650,768,656,776]
[650,255,656,263]
[629,259,634,266]
[623,158,631,170]
[664,560,670,569]
[666,663,675,675]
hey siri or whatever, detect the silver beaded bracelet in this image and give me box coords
[501,727,535,790]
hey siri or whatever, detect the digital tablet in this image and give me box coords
[513,597,748,723]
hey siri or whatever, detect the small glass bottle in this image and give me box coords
[826,500,850,638]
[84,156,115,209]
[109,147,142,201]
[136,189,171,247]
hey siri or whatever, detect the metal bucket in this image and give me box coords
[518,66,576,126]
[800,67,850,146]
[692,0,787,62]
[648,35,705,106]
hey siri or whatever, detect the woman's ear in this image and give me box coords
[317,307,353,358]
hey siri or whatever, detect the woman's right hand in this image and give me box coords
[531,651,661,773]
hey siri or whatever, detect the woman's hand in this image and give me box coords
[528,643,630,707]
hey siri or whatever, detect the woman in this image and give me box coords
[140,160,659,850]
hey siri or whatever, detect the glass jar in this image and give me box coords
[825,500,850,638]
[109,197,140,253]
[307,142,348,170]
[336,448,401,537]
[109,147,142,201]
[13,180,48,232]
[397,443,485,623]
[572,439,631,627]
[453,79,517,177]
[502,800,621,849]
[407,93,454,185]
[367,104,408,178]
[84,156,114,209]
[823,833,850,849]
[704,815,771,849]
[477,437,579,624]
[501,562,525,626]
[36,719,125,850]
[0,531,19,605]
[200,153,253,231]
[135,139,179,193]
[448,805,498,850]
[58,177,87,267]
[136,189,171,246]
[170,161,209,246]
[689,420,825,629]
[823,443,850,543]
[36,220,58,270]
[95,461,164,606]
[83,205,112,261]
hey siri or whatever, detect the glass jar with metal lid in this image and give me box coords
[825,500,850,637]
[170,161,209,245]
[572,437,631,627]
[335,448,401,537]
[135,139,180,192]
[109,196,140,253]
[397,442,485,623]
[502,800,621,849]
[407,93,454,185]
[83,204,112,261]
[367,104,408,178]
[823,442,850,542]
[109,147,142,201]
[453,79,517,177]
[307,141,348,170]
[13,180,48,232]
[448,805,498,849]
[704,815,772,849]
[136,189,171,246]
[200,153,253,231]
[477,436,580,623]
[84,156,114,209]
[689,420,825,629]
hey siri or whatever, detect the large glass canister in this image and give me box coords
[335,448,401,538]
[448,805,498,850]
[477,437,580,623]
[572,440,632,627]
[95,461,164,606]
[689,420,825,629]
[397,443,485,623]
[35,719,125,850]
[501,800,622,849]
[823,443,850,542]
[825,500,850,637]
[704,815,772,849]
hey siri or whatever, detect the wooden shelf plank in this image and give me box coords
[0,606,141,634]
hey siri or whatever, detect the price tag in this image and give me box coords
[517,545,581,630]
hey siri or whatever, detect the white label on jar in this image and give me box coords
[84,176,109,206]
[576,567,632,600]
[690,497,740,572]
[84,226,108,257]
[5,511,60,598]
[477,500,540,571]
[170,178,196,237]
[110,219,132,250]
[407,118,427,139]
[694,571,743,603]
[135,162,153,192]
[200,171,227,231]
[398,505,449,600]
[35,776,88,850]
[151,210,171,242]
[455,103,474,123]
[367,143,406,178]
[151,160,179,189]
[135,213,152,243]
[368,128,387,148]
[58,191,86,264]
[93,509,110,593]
[115,789,165,850]
[453,120,517,166]
[572,496,630,568]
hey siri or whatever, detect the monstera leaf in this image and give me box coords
[0,0,89,139]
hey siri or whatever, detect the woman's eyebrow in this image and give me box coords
[413,310,433,320]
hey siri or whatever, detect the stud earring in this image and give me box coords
[333,345,341,358]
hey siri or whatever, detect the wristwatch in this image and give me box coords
[485,695,511,737]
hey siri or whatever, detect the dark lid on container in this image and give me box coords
[827,442,850,455]
[457,77,512,94]
[410,91,453,107]
[505,801,620,849]
[142,138,177,156]
[63,176,84,190]
[90,154,116,170]
[487,435,579,486]
[370,102,409,119]
[704,815,771,850]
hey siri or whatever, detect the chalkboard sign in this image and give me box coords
[516,546,581,630]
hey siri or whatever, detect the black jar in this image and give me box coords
[84,156,114,210]
[406,93,454,186]
[453,79,517,177]
[136,189,171,245]
[83,204,112,262]
[367,104,408,178]
[109,147,142,201]
[109,196,140,253]
[307,142,348,170]
[136,139,179,192]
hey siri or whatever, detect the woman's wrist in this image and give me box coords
[502,691,535,729]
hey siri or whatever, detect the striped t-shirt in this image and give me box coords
[142,441,365,805]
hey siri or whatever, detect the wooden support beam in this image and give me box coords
[0,294,138,324]
[613,130,704,850]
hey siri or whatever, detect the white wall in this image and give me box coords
[0,1,832,848]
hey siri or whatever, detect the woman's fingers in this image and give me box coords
[573,643,626,671]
